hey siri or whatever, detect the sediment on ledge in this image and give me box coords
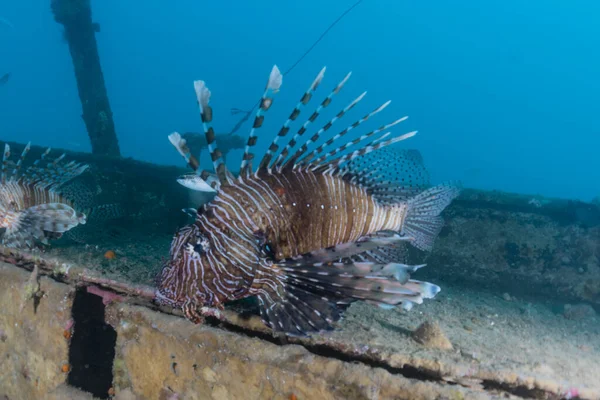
[3,261,590,400]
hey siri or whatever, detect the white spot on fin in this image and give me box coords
[268,65,283,92]
[177,173,217,193]
[193,80,211,108]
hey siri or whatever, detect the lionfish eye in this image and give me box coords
[193,243,204,253]
[262,243,276,260]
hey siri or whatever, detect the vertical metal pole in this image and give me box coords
[51,0,121,156]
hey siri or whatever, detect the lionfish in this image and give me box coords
[157,66,460,336]
[0,142,88,248]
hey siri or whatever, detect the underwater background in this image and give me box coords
[1,0,599,201]
[0,2,599,399]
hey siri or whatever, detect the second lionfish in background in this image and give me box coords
[0,142,89,248]
[158,65,460,336]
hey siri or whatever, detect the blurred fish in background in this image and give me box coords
[0,72,9,86]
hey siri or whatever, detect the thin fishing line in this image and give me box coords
[283,0,365,76]
[229,0,366,133]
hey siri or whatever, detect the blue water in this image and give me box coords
[1,0,599,201]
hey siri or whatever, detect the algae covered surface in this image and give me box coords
[331,286,600,397]
[19,211,600,398]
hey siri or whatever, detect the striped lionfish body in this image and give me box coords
[157,66,460,336]
[0,143,88,248]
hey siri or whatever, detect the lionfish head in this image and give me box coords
[155,221,266,307]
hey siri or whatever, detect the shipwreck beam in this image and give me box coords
[51,0,120,157]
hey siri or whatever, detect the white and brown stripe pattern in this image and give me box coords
[160,65,460,336]
[0,143,88,247]
[271,72,352,171]
[258,67,326,173]
[239,66,283,177]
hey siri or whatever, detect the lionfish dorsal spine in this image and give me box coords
[271,71,352,172]
[193,80,233,186]
[258,66,326,174]
[239,65,283,178]
[24,155,88,191]
[51,153,66,166]
[30,148,51,171]
[1,144,10,184]
[168,132,200,171]
[307,115,408,170]
[285,90,369,170]
[296,97,396,168]
[12,142,31,177]
[325,130,418,172]
[23,148,55,185]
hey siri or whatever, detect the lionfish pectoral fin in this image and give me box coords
[255,278,342,338]
[1,203,84,248]
[291,231,412,264]
[281,260,439,311]
[256,259,439,337]
[27,203,85,231]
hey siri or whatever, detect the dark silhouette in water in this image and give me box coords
[0,73,9,86]
[47,0,364,158]
[181,132,245,162]
[181,107,251,161]
[51,0,120,157]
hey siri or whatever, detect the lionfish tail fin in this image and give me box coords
[340,149,459,252]
[402,182,462,251]
[2,203,85,248]
[256,260,439,336]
